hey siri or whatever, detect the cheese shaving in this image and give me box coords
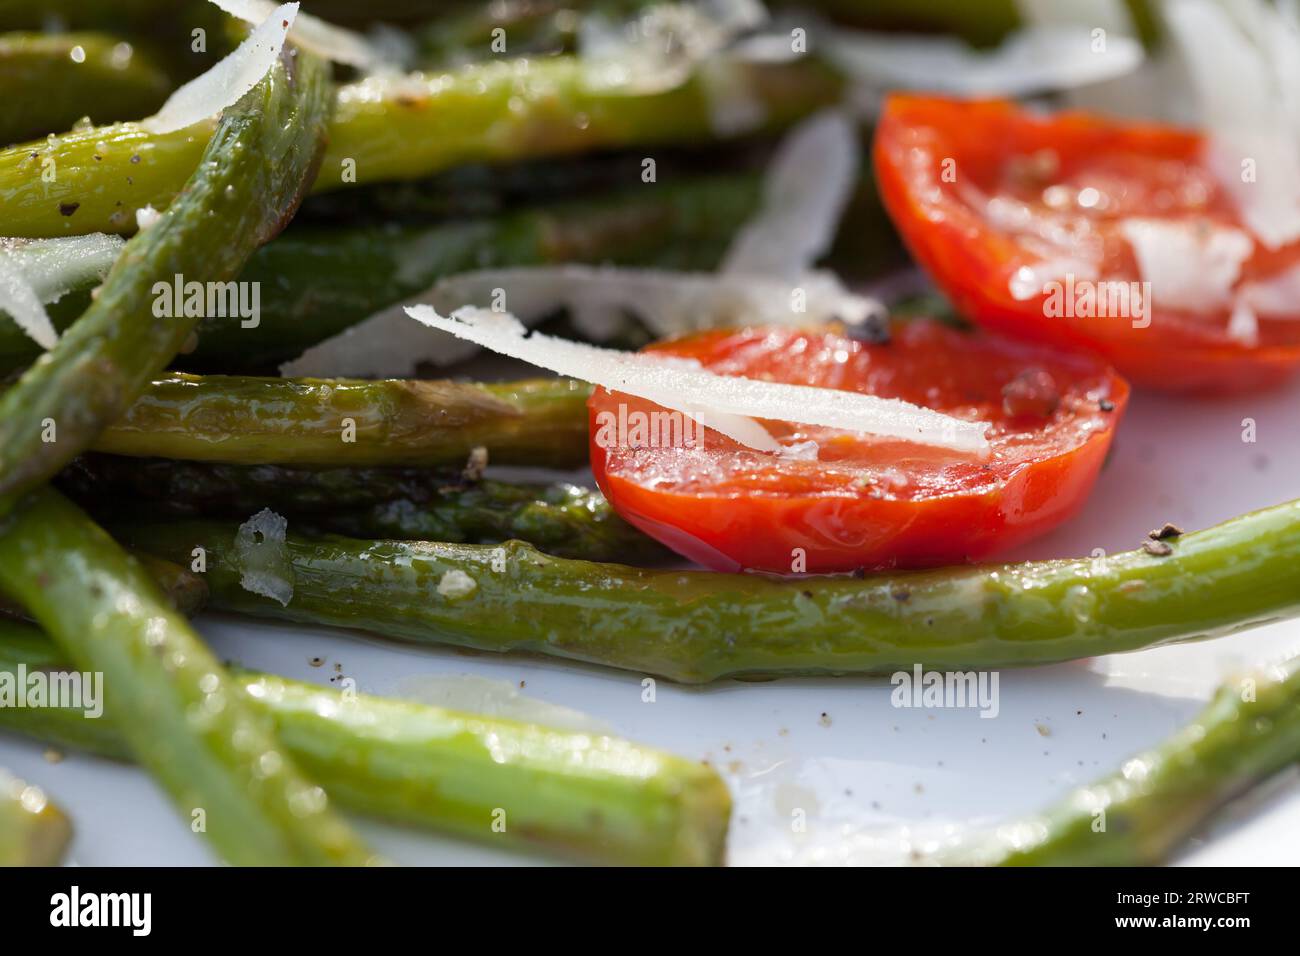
[207,0,380,69]
[405,306,990,455]
[143,3,297,134]
[1119,218,1253,313]
[1162,0,1300,249]
[824,25,1142,99]
[721,110,859,279]
[0,234,125,349]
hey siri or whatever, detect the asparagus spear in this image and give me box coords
[88,373,590,468]
[0,33,171,145]
[0,47,331,518]
[0,173,763,372]
[0,551,207,621]
[61,455,670,563]
[0,54,841,237]
[113,498,1300,684]
[0,618,730,866]
[0,488,378,866]
[0,768,72,867]
[980,656,1300,865]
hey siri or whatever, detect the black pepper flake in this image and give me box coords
[130,154,141,164]
[1142,539,1173,557]
[58,202,80,216]
[1147,522,1183,541]
[891,587,911,602]
[844,314,891,345]
[1099,399,1115,412]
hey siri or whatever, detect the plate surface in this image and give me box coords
[3,375,1298,866]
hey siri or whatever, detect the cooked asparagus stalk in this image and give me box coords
[984,656,1300,865]
[0,172,763,372]
[0,33,171,145]
[0,551,207,621]
[90,374,591,468]
[0,54,841,237]
[0,488,378,866]
[114,499,1300,684]
[61,455,670,563]
[0,47,331,518]
[0,618,730,866]
[0,768,72,867]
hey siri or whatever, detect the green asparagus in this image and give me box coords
[0,33,171,145]
[0,47,331,518]
[112,498,1300,684]
[0,618,730,866]
[90,374,591,468]
[0,551,207,620]
[982,656,1300,865]
[0,487,378,866]
[0,54,841,237]
[61,455,670,563]
[0,172,763,372]
[0,767,71,866]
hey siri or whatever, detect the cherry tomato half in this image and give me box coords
[874,95,1300,392]
[588,322,1128,574]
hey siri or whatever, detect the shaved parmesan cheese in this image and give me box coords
[722,111,859,279]
[1227,298,1259,346]
[278,307,478,378]
[0,234,123,303]
[135,205,161,231]
[1119,219,1253,312]
[825,25,1142,99]
[0,256,57,349]
[436,569,478,602]
[233,508,294,606]
[424,266,875,337]
[1163,0,1300,249]
[0,234,125,349]
[207,0,379,69]
[1237,262,1300,317]
[405,306,991,455]
[579,0,766,95]
[282,267,878,378]
[143,3,297,134]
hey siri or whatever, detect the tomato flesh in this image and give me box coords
[873,95,1300,392]
[588,322,1128,574]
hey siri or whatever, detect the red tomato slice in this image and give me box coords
[873,95,1300,392]
[588,322,1128,574]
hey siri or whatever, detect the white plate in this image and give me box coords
[3,375,1298,866]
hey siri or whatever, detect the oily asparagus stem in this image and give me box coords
[0,48,331,519]
[0,54,842,237]
[0,619,730,866]
[0,33,172,145]
[981,656,1300,865]
[290,143,769,225]
[61,455,671,563]
[91,374,591,468]
[114,499,1300,684]
[0,172,763,371]
[0,767,72,867]
[0,488,378,866]
[0,551,207,621]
